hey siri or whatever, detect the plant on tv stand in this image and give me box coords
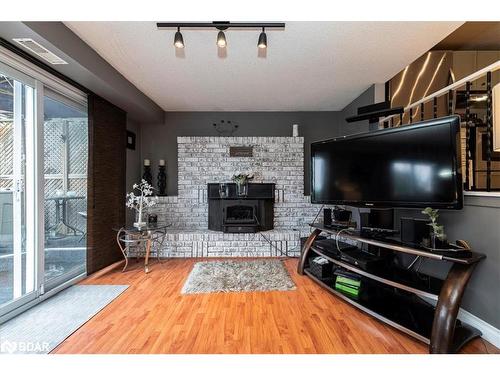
[421,207,447,248]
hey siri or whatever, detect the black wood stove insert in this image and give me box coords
[207,183,275,233]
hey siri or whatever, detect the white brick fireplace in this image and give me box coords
[151,136,323,257]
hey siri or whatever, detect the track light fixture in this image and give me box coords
[157,22,284,52]
[258,27,267,49]
[216,31,227,48]
[174,27,184,48]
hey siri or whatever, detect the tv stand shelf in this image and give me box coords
[303,269,433,343]
[308,224,485,265]
[309,245,443,300]
[298,224,486,354]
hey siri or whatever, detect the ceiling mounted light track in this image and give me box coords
[157,21,284,50]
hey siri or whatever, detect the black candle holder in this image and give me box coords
[142,165,152,186]
[157,165,167,196]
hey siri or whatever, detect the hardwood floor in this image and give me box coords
[52,258,498,354]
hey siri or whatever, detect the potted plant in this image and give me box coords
[231,173,254,196]
[126,179,158,228]
[421,207,447,249]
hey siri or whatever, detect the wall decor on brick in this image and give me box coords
[149,136,328,258]
[229,146,253,157]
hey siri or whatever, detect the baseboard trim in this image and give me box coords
[85,259,125,280]
[458,308,500,348]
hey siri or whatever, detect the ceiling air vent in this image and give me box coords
[13,38,68,65]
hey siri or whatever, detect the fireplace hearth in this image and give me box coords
[208,183,275,233]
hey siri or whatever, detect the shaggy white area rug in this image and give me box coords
[181,259,296,294]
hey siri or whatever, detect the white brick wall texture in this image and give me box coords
[149,136,325,257]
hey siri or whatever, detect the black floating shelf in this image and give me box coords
[345,106,404,123]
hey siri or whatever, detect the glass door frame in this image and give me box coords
[0,59,38,317]
[0,45,88,322]
[43,88,88,292]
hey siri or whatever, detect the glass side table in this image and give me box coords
[113,223,171,273]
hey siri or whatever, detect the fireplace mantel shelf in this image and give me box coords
[207,183,275,201]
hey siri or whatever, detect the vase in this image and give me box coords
[142,165,152,186]
[430,233,447,249]
[236,182,248,197]
[157,165,167,196]
[133,197,146,228]
[219,183,229,198]
[133,219,146,228]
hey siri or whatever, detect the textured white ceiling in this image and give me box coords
[65,21,462,112]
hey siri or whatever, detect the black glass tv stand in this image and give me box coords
[298,223,486,354]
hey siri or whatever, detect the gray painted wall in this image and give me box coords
[339,85,376,134]
[394,197,500,329]
[139,85,375,196]
[439,197,500,329]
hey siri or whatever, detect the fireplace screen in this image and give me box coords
[225,205,256,224]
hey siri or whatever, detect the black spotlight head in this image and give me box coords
[258,28,267,49]
[174,28,184,48]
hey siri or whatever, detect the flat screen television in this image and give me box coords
[311,115,463,209]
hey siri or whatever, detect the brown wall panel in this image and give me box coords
[87,94,126,274]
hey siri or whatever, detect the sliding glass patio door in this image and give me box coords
[0,63,37,313]
[43,91,88,290]
[0,47,88,320]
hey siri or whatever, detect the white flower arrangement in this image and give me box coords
[126,179,158,228]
